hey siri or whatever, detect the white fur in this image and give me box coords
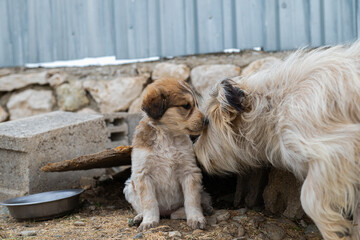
[195,42,360,240]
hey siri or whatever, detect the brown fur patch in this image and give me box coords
[132,118,157,149]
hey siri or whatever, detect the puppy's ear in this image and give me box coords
[221,79,248,113]
[141,88,168,120]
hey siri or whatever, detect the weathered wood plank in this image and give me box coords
[41,146,132,172]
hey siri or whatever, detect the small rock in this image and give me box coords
[231,221,240,227]
[0,105,8,122]
[207,214,217,226]
[237,225,245,237]
[237,208,247,215]
[191,64,241,95]
[0,71,48,91]
[56,82,89,111]
[305,224,319,235]
[0,206,9,216]
[74,221,85,226]
[255,233,267,240]
[7,89,55,120]
[20,230,37,237]
[133,232,143,239]
[88,205,96,211]
[249,218,259,228]
[218,221,228,226]
[152,63,190,81]
[168,231,181,238]
[192,229,203,235]
[263,223,286,240]
[215,210,231,222]
[47,70,68,87]
[233,215,248,222]
[83,76,147,113]
[299,219,307,228]
[148,225,171,232]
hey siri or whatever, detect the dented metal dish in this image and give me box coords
[0,189,84,221]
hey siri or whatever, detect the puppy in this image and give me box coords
[195,42,360,240]
[124,77,212,231]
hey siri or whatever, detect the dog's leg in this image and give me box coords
[170,207,186,220]
[201,191,214,216]
[181,174,207,229]
[301,166,353,240]
[123,178,143,214]
[137,175,160,231]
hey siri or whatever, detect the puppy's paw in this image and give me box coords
[187,216,206,229]
[133,214,143,225]
[202,204,214,216]
[138,220,159,231]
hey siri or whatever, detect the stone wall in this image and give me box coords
[0,50,289,123]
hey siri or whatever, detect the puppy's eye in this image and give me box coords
[182,103,191,110]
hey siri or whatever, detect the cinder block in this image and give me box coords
[125,113,142,144]
[103,113,129,148]
[0,111,108,201]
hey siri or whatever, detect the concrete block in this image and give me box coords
[125,113,142,144]
[103,113,129,148]
[0,111,108,201]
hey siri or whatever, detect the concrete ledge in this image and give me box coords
[0,111,108,201]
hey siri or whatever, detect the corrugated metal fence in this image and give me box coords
[0,0,359,67]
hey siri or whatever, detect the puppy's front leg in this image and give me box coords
[181,173,206,229]
[137,175,159,231]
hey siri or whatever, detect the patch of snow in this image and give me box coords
[25,56,160,68]
[224,48,241,53]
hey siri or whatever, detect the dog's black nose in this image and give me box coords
[202,117,209,126]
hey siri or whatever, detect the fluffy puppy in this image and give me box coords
[124,77,212,231]
[195,42,360,240]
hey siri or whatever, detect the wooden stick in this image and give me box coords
[41,145,132,172]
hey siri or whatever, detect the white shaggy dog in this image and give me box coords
[195,42,360,240]
[124,77,212,231]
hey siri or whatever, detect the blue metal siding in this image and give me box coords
[0,0,358,67]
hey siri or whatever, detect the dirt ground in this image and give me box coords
[0,176,323,240]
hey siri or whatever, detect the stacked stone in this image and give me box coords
[0,54,281,123]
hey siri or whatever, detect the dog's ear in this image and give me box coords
[141,87,168,120]
[221,79,248,113]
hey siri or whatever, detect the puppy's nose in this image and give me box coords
[202,117,209,126]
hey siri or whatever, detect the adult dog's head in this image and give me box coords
[194,78,258,174]
[142,77,207,135]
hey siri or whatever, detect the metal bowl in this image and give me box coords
[0,189,84,221]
